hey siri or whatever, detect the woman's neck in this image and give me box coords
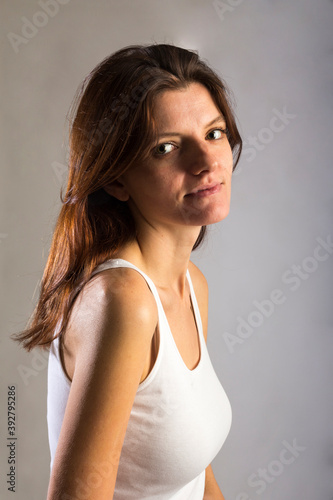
[113,224,201,298]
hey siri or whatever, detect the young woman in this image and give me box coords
[14,44,242,499]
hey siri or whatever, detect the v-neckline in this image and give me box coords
[157,270,203,373]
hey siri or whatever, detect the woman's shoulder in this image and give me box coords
[65,265,158,354]
[87,265,156,304]
[188,260,208,292]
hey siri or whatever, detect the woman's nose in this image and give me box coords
[185,140,219,175]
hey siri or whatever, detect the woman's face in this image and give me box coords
[107,82,234,233]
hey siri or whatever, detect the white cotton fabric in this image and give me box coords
[47,259,232,499]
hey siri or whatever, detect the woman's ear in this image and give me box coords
[103,179,130,202]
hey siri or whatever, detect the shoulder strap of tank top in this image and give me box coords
[186,269,204,339]
[92,260,204,338]
[91,258,165,314]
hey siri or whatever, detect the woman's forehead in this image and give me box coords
[152,83,224,132]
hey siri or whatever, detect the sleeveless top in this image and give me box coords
[47,259,232,499]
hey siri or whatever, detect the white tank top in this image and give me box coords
[47,259,232,499]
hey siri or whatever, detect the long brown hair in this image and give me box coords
[13,44,242,351]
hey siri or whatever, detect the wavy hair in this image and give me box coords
[13,43,242,351]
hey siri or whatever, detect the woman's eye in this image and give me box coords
[207,128,227,140]
[154,143,175,155]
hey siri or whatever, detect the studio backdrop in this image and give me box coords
[1,1,332,499]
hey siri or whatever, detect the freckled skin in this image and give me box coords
[105,82,234,234]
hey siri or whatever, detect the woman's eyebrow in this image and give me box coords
[206,114,226,128]
[157,115,226,138]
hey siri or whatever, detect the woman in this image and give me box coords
[14,44,242,499]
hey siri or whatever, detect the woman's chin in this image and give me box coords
[191,205,231,226]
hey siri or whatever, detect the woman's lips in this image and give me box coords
[185,183,222,198]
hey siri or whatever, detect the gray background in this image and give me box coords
[1,0,332,499]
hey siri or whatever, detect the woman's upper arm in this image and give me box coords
[47,269,158,500]
[204,464,225,499]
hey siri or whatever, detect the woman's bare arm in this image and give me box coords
[204,464,225,500]
[47,268,158,499]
